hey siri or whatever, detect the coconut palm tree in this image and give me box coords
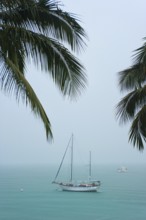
[116,39,146,150]
[0,0,87,141]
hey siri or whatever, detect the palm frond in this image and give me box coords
[133,40,146,64]
[118,64,146,91]
[116,91,137,123]
[116,86,146,123]
[0,0,87,52]
[117,36,146,150]
[0,53,53,140]
[129,106,146,150]
[0,28,26,75]
[0,0,87,140]
[0,26,87,97]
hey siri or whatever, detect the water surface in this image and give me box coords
[0,164,145,220]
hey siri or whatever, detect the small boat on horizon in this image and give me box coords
[117,166,128,173]
[52,134,101,192]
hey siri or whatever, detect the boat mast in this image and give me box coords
[70,134,73,182]
[53,135,72,183]
[89,151,91,181]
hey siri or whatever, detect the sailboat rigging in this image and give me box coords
[52,134,101,192]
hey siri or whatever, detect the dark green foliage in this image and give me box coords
[0,0,87,140]
[117,40,146,150]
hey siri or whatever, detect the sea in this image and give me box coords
[0,164,146,220]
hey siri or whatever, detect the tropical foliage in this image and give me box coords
[0,0,87,140]
[116,39,146,150]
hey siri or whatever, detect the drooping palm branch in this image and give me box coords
[117,40,146,150]
[129,106,146,150]
[0,0,87,140]
[118,64,146,91]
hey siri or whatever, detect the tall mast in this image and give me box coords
[89,151,91,181]
[70,134,73,182]
[53,135,72,183]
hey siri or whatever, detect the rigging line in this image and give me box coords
[53,135,73,182]
[70,134,73,182]
[89,151,91,181]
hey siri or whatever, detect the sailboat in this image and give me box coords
[52,134,101,192]
[117,166,128,173]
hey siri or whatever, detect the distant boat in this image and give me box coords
[117,166,128,173]
[52,134,101,192]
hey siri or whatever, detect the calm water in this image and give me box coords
[0,164,146,220]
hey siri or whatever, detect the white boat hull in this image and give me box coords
[55,182,101,192]
[117,166,128,173]
[59,185,99,192]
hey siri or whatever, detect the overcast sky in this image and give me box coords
[0,0,146,165]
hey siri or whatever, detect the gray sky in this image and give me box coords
[0,0,146,165]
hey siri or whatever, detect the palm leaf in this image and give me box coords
[0,0,87,140]
[0,0,87,52]
[118,64,146,91]
[133,39,146,64]
[0,53,53,140]
[116,91,137,123]
[129,106,146,150]
[116,86,146,123]
[0,26,87,97]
